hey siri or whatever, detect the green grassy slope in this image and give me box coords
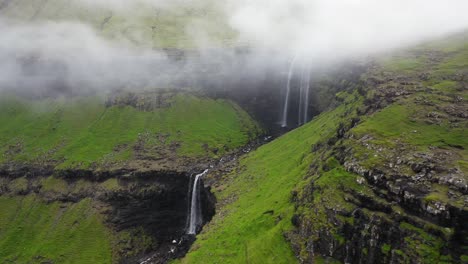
[361,34,468,176]
[180,93,363,263]
[0,195,113,264]
[0,93,261,169]
[0,0,234,48]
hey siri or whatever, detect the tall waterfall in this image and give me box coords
[298,68,305,125]
[282,56,311,127]
[303,65,310,124]
[187,169,208,235]
[281,56,297,128]
[299,64,311,125]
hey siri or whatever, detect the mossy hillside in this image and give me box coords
[296,164,456,263]
[399,222,455,263]
[352,102,466,148]
[292,108,462,262]
[293,34,467,262]
[379,32,468,75]
[349,35,467,209]
[179,93,363,263]
[0,93,261,169]
[0,195,113,264]
[380,55,428,74]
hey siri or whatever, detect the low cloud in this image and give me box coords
[226,0,468,59]
[1,0,468,96]
[0,19,177,95]
[75,0,178,11]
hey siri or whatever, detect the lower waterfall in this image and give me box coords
[187,169,208,235]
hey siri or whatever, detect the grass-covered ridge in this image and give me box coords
[355,33,468,177]
[0,93,261,170]
[0,195,113,263]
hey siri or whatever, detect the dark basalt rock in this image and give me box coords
[0,169,216,264]
[287,59,468,263]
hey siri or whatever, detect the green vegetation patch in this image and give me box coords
[399,222,448,263]
[381,244,391,255]
[0,195,113,264]
[379,55,427,74]
[0,93,261,169]
[351,102,467,149]
[8,177,28,194]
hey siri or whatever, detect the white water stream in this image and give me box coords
[187,169,208,234]
[299,63,311,125]
[281,56,298,127]
[282,56,312,127]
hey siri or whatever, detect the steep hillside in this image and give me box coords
[0,91,261,263]
[0,195,113,263]
[180,34,467,263]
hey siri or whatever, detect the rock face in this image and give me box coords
[0,169,216,263]
[288,46,468,263]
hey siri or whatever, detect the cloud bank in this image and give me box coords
[226,0,468,59]
[0,0,468,95]
[0,19,177,95]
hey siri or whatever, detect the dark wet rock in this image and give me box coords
[442,105,468,118]
[106,90,177,111]
[290,55,468,263]
[0,169,216,263]
[438,174,468,194]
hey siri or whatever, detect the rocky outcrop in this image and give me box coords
[0,169,216,263]
[289,49,468,263]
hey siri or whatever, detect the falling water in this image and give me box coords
[281,56,297,128]
[187,169,208,235]
[297,63,311,126]
[298,68,305,125]
[303,63,311,124]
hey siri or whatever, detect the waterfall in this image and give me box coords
[297,63,311,126]
[187,169,208,235]
[303,63,311,124]
[298,68,305,125]
[281,56,297,128]
[282,56,311,128]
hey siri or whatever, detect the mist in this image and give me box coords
[75,0,201,12]
[226,0,468,59]
[0,0,468,96]
[0,19,180,96]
